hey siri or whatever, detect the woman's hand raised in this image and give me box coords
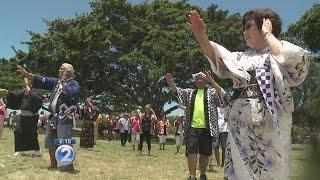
[187,10,207,38]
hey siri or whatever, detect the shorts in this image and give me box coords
[175,134,184,147]
[131,133,140,143]
[158,134,167,144]
[45,124,73,149]
[213,132,228,149]
[185,128,212,156]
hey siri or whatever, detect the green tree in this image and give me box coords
[12,0,244,114]
[292,60,320,132]
[285,3,320,132]
[0,58,24,90]
[285,3,320,52]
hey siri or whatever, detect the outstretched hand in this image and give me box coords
[16,65,29,76]
[187,10,207,37]
[16,65,34,81]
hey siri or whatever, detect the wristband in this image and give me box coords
[264,32,272,39]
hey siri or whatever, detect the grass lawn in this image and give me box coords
[0,127,308,180]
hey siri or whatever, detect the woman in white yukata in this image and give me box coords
[188,8,310,180]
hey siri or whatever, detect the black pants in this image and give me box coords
[120,130,128,146]
[138,131,151,151]
[14,116,40,152]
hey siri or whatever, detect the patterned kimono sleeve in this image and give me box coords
[274,40,311,87]
[208,89,220,138]
[176,87,193,105]
[205,41,242,78]
[211,89,222,107]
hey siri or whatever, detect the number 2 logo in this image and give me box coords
[60,146,72,162]
[55,145,76,166]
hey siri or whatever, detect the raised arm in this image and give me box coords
[262,18,283,56]
[204,71,224,96]
[165,73,177,93]
[23,77,31,92]
[187,10,217,64]
[204,71,231,104]
[150,108,158,122]
[136,109,143,119]
[16,65,35,81]
[176,104,186,110]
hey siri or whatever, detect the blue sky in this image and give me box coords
[1,0,319,59]
[1,0,319,115]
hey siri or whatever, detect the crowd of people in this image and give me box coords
[77,102,187,157]
[0,7,312,180]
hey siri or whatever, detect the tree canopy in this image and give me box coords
[286,3,320,52]
[285,3,320,132]
[1,1,318,125]
[3,0,244,114]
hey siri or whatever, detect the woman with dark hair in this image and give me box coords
[80,97,98,148]
[188,8,310,180]
[0,77,43,156]
[137,104,157,155]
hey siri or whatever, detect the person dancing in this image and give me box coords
[130,110,141,150]
[0,98,7,138]
[188,8,310,179]
[165,71,227,180]
[137,104,157,156]
[16,63,80,172]
[80,97,98,149]
[0,77,43,156]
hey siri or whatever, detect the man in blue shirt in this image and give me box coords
[17,63,80,172]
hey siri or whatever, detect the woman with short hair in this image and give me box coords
[188,8,310,180]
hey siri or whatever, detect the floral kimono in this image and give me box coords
[207,41,310,180]
[80,106,99,148]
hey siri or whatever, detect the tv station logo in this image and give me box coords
[54,139,76,166]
